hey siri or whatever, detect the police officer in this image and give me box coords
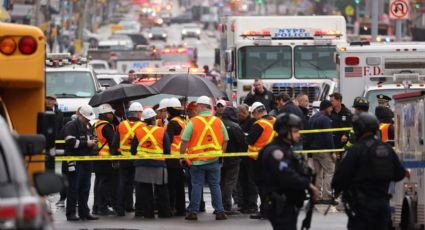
[93,103,119,216]
[114,102,145,216]
[259,113,319,230]
[246,101,276,219]
[375,106,395,147]
[377,94,392,109]
[63,104,98,221]
[332,113,406,230]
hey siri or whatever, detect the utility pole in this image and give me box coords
[371,0,378,41]
[34,0,41,26]
[77,0,90,54]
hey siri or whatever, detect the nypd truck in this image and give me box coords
[392,90,425,229]
[217,16,347,104]
[337,43,425,112]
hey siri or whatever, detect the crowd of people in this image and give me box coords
[46,76,402,229]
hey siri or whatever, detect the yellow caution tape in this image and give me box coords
[54,149,347,161]
[54,128,353,145]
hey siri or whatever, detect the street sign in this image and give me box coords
[345,5,355,17]
[389,0,409,20]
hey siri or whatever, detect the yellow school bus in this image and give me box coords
[0,23,49,176]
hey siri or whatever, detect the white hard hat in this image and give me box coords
[98,103,115,114]
[79,104,95,120]
[157,98,169,110]
[167,97,182,109]
[216,99,226,107]
[250,102,265,112]
[196,96,211,105]
[128,102,144,112]
[142,108,157,120]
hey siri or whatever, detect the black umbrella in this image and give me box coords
[89,84,158,107]
[151,74,225,99]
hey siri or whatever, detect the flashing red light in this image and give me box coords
[70,57,79,64]
[52,60,60,66]
[23,203,38,220]
[345,57,359,65]
[19,36,37,55]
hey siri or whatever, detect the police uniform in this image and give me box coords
[115,117,146,216]
[332,113,406,230]
[259,114,311,230]
[377,94,392,108]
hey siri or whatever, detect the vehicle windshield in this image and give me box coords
[46,71,96,98]
[90,63,107,70]
[151,27,164,33]
[237,46,292,79]
[161,54,190,62]
[98,78,117,88]
[294,45,336,79]
[365,89,413,112]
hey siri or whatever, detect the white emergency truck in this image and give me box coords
[218,16,347,104]
[392,90,425,229]
[337,43,425,112]
[46,53,102,119]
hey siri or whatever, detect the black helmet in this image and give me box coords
[352,97,369,111]
[352,113,379,139]
[274,113,303,138]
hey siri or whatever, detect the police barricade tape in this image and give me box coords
[55,149,347,161]
[54,128,353,145]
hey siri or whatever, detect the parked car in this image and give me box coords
[181,24,201,40]
[0,115,65,230]
[148,27,167,41]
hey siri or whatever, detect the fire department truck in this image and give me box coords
[392,90,425,230]
[337,43,425,113]
[217,16,347,104]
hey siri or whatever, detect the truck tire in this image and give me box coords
[401,197,416,230]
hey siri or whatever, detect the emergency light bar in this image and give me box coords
[137,67,203,75]
[46,53,87,67]
[369,73,425,83]
[46,53,71,60]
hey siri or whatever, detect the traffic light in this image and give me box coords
[355,0,361,4]
[258,0,263,5]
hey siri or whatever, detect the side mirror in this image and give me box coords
[33,172,66,196]
[37,112,56,149]
[15,134,46,156]
[224,49,234,72]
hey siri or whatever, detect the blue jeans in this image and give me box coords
[189,161,224,213]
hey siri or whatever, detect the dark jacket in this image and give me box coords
[131,123,171,168]
[94,117,117,174]
[258,140,310,207]
[165,115,184,168]
[299,106,310,129]
[332,136,405,198]
[221,107,246,168]
[244,87,275,112]
[307,112,335,150]
[330,104,353,148]
[239,116,255,134]
[63,118,94,157]
[47,105,64,140]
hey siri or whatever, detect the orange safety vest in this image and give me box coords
[170,116,186,155]
[94,120,115,157]
[187,115,224,162]
[156,119,165,127]
[118,119,145,156]
[248,117,276,160]
[380,123,391,143]
[135,125,165,160]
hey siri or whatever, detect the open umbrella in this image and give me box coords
[151,73,225,99]
[89,84,158,107]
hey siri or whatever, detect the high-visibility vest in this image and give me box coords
[156,119,165,127]
[94,120,115,157]
[170,116,186,155]
[135,125,165,160]
[118,120,145,156]
[187,115,224,162]
[379,123,391,143]
[248,117,276,160]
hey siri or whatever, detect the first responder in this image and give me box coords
[155,98,169,127]
[259,113,319,230]
[131,108,172,218]
[63,104,98,221]
[375,106,395,146]
[180,96,229,221]
[93,103,119,216]
[332,113,406,230]
[114,102,145,216]
[247,101,276,220]
[377,94,392,109]
[165,97,187,216]
[345,97,370,149]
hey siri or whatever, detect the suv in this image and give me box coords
[0,115,64,229]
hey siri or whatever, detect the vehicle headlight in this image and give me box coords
[182,30,187,34]
[196,30,201,34]
[162,33,167,37]
[148,33,153,38]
